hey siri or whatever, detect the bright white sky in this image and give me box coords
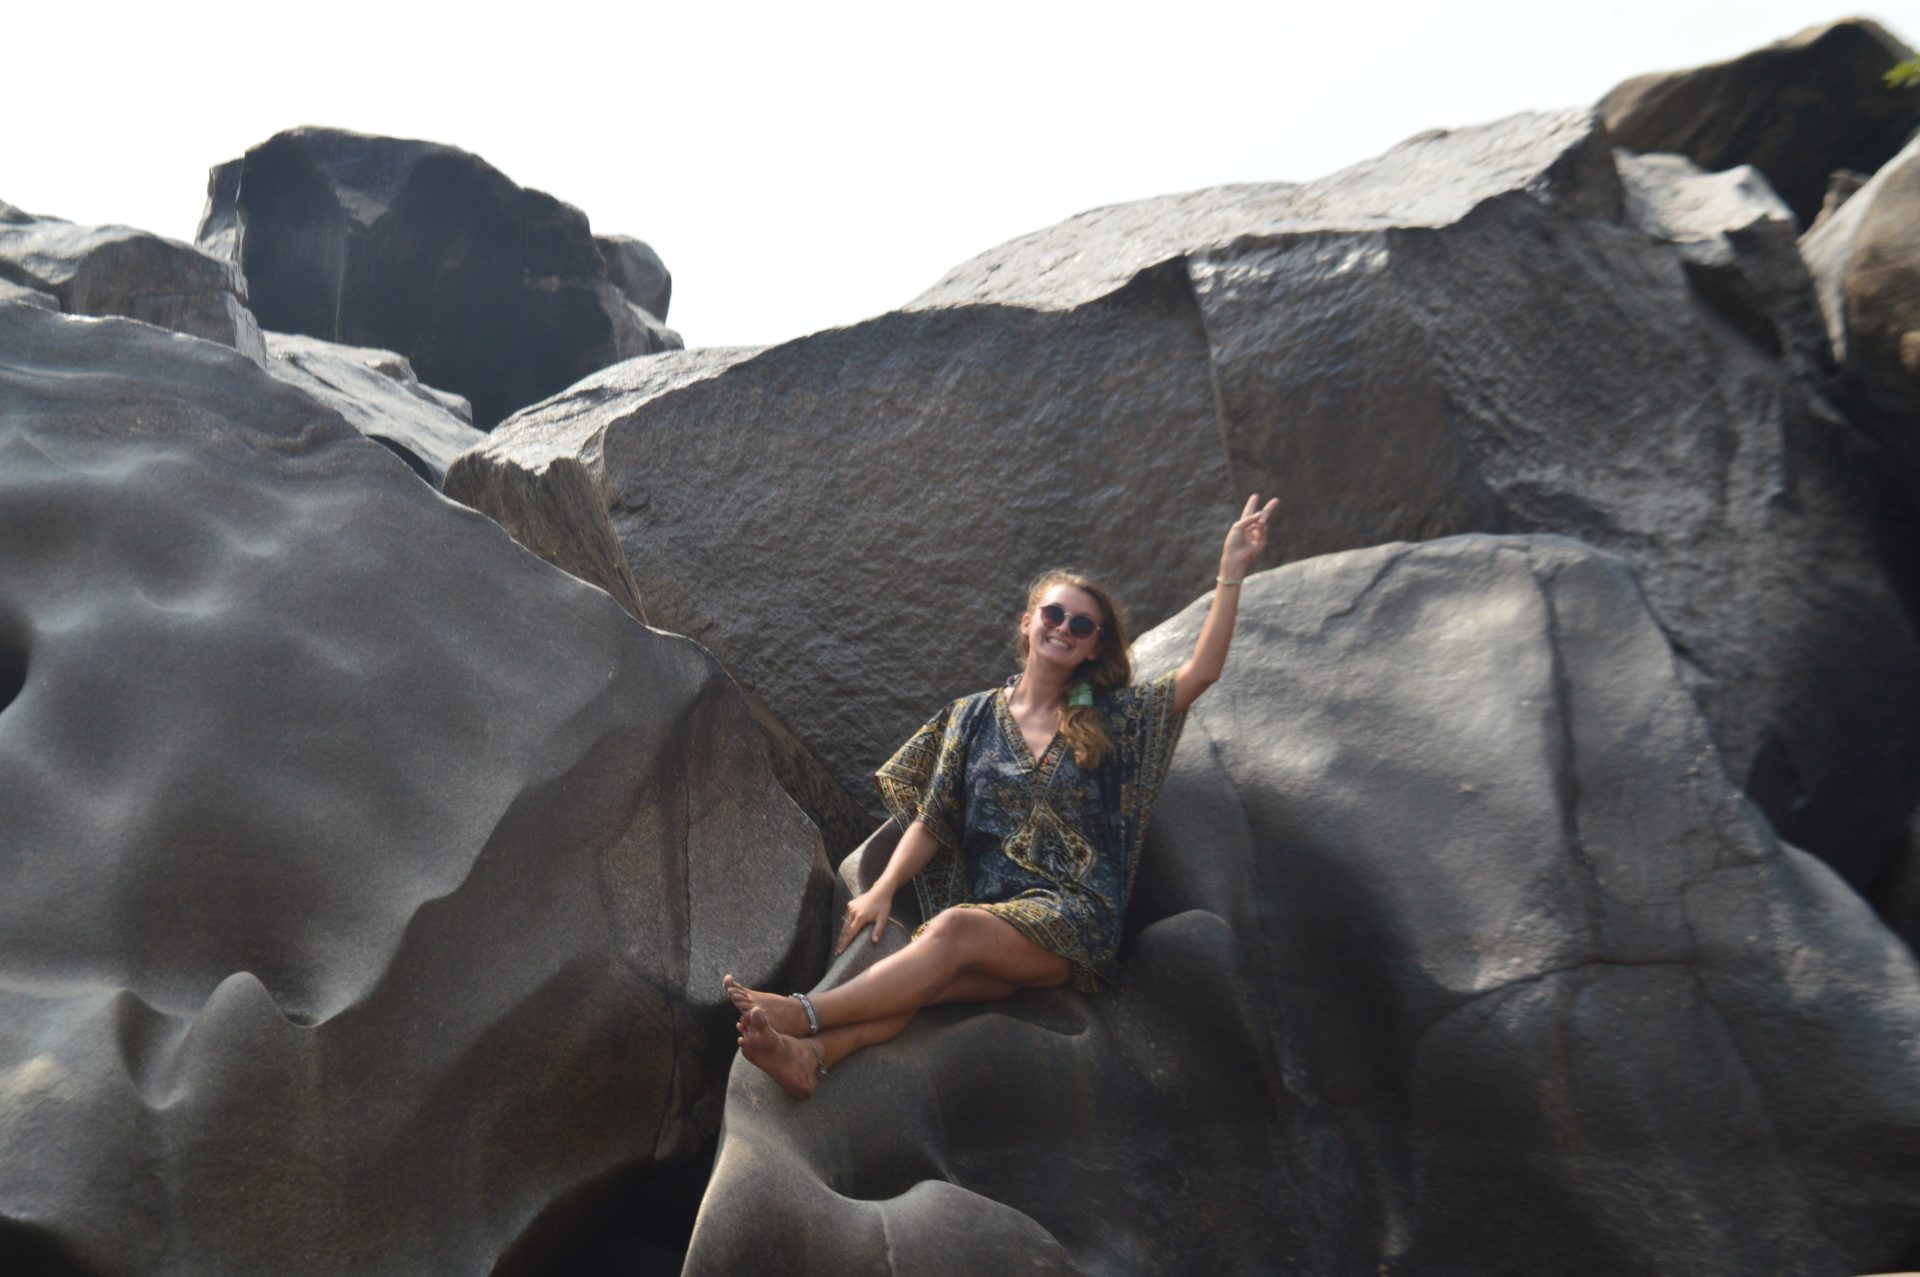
[9,2,1915,350]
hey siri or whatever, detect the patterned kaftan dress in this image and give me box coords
[874,671,1186,992]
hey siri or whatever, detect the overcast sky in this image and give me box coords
[9,2,1914,349]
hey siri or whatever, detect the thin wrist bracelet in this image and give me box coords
[1216,575,1244,587]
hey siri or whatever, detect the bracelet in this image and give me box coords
[1216,575,1243,587]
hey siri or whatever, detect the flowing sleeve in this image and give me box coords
[1106,670,1187,894]
[874,700,968,853]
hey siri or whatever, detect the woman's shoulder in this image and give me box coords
[951,686,1003,721]
[1099,670,1181,720]
[1103,669,1175,700]
[913,686,999,732]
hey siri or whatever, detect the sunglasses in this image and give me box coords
[1037,602,1101,638]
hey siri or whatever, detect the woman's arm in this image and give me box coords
[1172,494,1279,716]
[836,818,942,953]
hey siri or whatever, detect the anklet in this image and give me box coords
[806,1038,828,1078]
[789,992,821,1036]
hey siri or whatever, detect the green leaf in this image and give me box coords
[1887,55,1920,88]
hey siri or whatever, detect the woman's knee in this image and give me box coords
[913,902,1006,960]
[921,908,1068,986]
[917,907,995,957]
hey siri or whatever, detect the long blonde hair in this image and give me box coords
[1016,569,1132,770]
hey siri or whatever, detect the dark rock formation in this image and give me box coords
[262,331,483,484]
[1597,18,1920,227]
[598,233,673,321]
[0,302,831,1275]
[195,127,682,429]
[1807,168,1871,234]
[1802,132,1920,497]
[448,110,1920,936]
[686,537,1920,1277]
[0,203,265,360]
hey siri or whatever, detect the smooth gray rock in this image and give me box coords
[1802,132,1920,500]
[449,110,1920,935]
[0,276,57,310]
[195,127,681,429]
[687,536,1920,1277]
[1597,18,1920,226]
[262,330,483,484]
[0,303,832,1275]
[597,233,673,321]
[0,206,265,360]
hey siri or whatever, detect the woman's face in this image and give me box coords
[1022,583,1104,673]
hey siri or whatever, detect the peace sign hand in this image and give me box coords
[1222,494,1280,577]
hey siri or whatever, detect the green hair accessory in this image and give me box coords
[1067,683,1094,708]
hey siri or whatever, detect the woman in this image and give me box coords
[726,494,1279,1099]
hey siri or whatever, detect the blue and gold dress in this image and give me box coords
[874,672,1186,992]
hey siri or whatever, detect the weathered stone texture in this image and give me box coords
[0,303,831,1276]
[687,538,1920,1277]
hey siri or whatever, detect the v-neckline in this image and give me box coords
[996,685,1064,772]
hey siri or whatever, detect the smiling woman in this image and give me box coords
[725,494,1279,1099]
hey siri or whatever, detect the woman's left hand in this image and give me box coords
[1222,494,1281,576]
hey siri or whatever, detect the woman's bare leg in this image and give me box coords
[805,970,1022,1064]
[725,910,1063,1036]
[724,973,812,1037]
[809,908,1069,1026]
[739,967,1032,1098]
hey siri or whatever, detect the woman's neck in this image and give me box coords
[1012,659,1070,711]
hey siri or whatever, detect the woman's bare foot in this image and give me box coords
[723,973,810,1037]
[738,1006,819,1100]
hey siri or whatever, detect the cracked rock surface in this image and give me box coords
[686,536,1920,1277]
[448,110,1920,931]
[0,303,831,1275]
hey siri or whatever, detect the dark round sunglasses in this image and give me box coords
[1038,602,1101,638]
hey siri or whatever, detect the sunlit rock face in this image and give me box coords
[196,127,682,430]
[1597,18,1920,227]
[0,201,265,361]
[0,304,830,1276]
[686,537,1920,1277]
[449,109,1920,935]
[1803,132,1920,496]
[261,330,484,484]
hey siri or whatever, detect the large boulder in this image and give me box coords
[0,303,831,1275]
[195,127,682,429]
[1615,151,1832,372]
[687,536,1920,1277]
[441,346,875,859]
[448,110,1920,936]
[1597,18,1920,227]
[1802,131,1920,498]
[261,330,484,484]
[0,202,265,361]
[597,233,673,321]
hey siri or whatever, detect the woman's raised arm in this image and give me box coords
[1171,494,1278,716]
